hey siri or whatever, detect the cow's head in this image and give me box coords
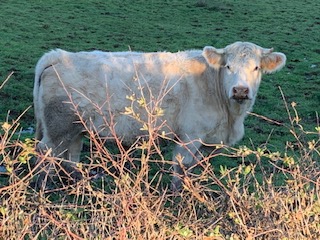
[202,42,286,104]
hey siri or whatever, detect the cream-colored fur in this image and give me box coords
[33,42,286,189]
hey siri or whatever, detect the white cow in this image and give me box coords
[33,42,286,189]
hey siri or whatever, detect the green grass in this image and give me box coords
[0,0,319,190]
[1,0,319,151]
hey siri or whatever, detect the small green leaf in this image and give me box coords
[178,227,193,237]
[219,165,227,175]
[6,166,13,173]
[283,154,295,167]
[18,155,27,164]
[123,106,133,115]
[137,97,146,107]
[126,94,136,101]
[243,165,252,175]
[0,207,7,216]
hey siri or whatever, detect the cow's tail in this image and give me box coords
[33,49,65,140]
[33,49,65,102]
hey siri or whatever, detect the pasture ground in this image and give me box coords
[0,0,319,239]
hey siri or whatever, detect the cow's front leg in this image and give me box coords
[171,141,202,191]
[63,134,83,182]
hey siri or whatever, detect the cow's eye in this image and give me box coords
[253,66,260,71]
[224,65,234,73]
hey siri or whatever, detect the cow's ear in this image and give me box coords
[261,52,286,74]
[202,46,224,69]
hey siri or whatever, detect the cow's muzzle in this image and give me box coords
[232,86,249,104]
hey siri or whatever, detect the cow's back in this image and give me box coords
[35,50,193,143]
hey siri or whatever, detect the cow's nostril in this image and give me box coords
[233,86,249,98]
[233,87,238,94]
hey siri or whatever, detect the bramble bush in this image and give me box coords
[0,77,319,239]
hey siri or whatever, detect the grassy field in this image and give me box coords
[0,0,319,239]
[0,0,319,149]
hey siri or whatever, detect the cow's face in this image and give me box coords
[202,42,286,104]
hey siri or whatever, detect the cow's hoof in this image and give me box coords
[30,172,55,191]
[171,176,183,192]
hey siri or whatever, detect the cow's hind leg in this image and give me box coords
[35,135,83,189]
[60,134,84,182]
[35,98,84,189]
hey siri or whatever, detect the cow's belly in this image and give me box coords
[87,108,176,145]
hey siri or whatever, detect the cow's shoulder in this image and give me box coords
[132,50,208,76]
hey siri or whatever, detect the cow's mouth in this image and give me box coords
[232,96,249,104]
